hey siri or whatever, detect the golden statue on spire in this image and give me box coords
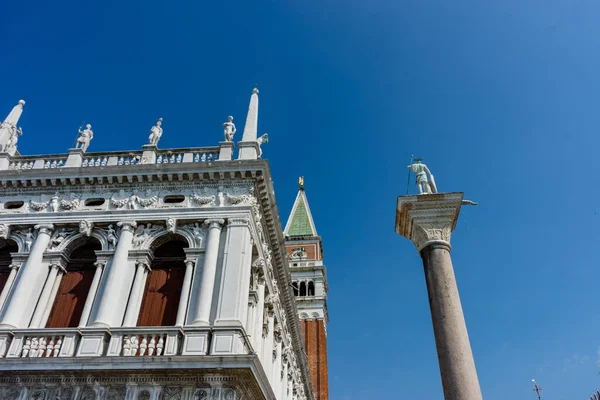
[299,176,304,189]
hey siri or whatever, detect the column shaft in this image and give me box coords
[39,268,65,328]
[175,260,195,326]
[214,217,253,326]
[91,221,136,327]
[122,262,148,327]
[0,224,54,328]
[191,219,223,326]
[29,264,61,328]
[254,279,266,356]
[78,262,105,327]
[421,243,482,400]
[281,361,289,400]
[263,312,274,378]
[246,300,256,348]
[273,340,282,393]
[0,265,19,311]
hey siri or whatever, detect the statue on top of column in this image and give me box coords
[257,133,269,158]
[76,124,94,152]
[148,118,163,146]
[223,116,236,142]
[407,158,438,195]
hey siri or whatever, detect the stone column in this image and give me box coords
[262,307,275,378]
[273,329,283,391]
[176,259,195,326]
[0,264,19,311]
[30,263,63,328]
[0,224,54,329]
[395,192,482,400]
[246,295,256,348]
[78,261,105,327]
[214,217,253,327]
[281,353,289,400]
[91,221,137,328]
[39,265,67,327]
[190,218,224,326]
[253,274,266,356]
[122,261,150,327]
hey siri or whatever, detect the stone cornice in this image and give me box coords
[395,192,464,252]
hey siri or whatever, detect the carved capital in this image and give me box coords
[94,261,106,269]
[34,223,54,235]
[395,192,464,252]
[204,218,225,230]
[117,221,137,232]
[136,260,151,272]
[184,259,196,267]
[9,263,21,270]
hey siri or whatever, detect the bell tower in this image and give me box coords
[284,177,329,400]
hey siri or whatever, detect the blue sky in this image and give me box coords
[2,1,600,398]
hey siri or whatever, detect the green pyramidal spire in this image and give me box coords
[284,177,318,237]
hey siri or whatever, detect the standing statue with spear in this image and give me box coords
[407,157,438,195]
[75,122,94,152]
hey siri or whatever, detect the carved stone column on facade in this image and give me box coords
[395,192,482,400]
[214,217,253,327]
[262,305,275,379]
[190,218,224,326]
[91,221,137,328]
[273,327,283,393]
[0,224,54,329]
[30,262,65,328]
[0,263,19,312]
[175,258,195,326]
[78,261,106,327]
[122,260,151,327]
[253,273,266,356]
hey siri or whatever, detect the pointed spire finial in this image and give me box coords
[253,87,259,95]
[299,176,304,189]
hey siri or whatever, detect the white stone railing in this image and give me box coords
[2,146,222,171]
[106,327,182,357]
[4,329,79,358]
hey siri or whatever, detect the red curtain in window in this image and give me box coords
[46,269,95,328]
[137,267,185,327]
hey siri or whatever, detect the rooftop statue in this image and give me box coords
[257,133,268,158]
[407,158,438,195]
[0,99,25,156]
[148,118,163,146]
[223,116,236,142]
[76,124,94,152]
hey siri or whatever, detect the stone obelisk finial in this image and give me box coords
[0,99,26,155]
[238,88,260,160]
[396,192,483,400]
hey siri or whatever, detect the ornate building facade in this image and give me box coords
[0,90,316,400]
[284,181,329,400]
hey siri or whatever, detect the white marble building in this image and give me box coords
[0,90,314,400]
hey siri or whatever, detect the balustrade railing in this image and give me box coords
[107,327,182,357]
[4,329,78,358]
[20,335,64,357]
[3,146,222,171]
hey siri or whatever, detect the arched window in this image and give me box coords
[307,281,315,296]
[138,239,188,327]
[46,239,100,328]
[299,281,307,297]
[0,241,18,300]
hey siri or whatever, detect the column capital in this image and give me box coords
[94,261,106,269]
[184,259,196,267]
[204,218,225,230]
[117,221,137,232]
[50,263,67,274]
[34,223,54,235]
[8,263,20,270]
[395,192,464,252]
[135,260,151,272]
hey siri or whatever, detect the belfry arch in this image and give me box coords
[137,235,189,327]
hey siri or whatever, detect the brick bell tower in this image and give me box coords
[284,177,329,400]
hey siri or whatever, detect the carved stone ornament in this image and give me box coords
[106,224,118,250]
[166,218,177,233]
[48,228,78,251]
[15,227,36,252]
[29,199,48,212]
[132,223,163,249]
[184,222,206,248]
[79,220,93,237]
[111,189,157,210]
[194,389,208,400]
[411,224,452,251]
[0,224,9,240]
[191,193,215,206]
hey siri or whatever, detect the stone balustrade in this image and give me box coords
[107,327,182,357]
[1,146,222,171]
[4,329,79,358]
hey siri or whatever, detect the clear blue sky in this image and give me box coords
[2,1,600,399]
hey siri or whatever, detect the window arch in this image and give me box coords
[299,281,307,296]
[46,238,100,328]
[137,238,188,327]
[307,281,315,296]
